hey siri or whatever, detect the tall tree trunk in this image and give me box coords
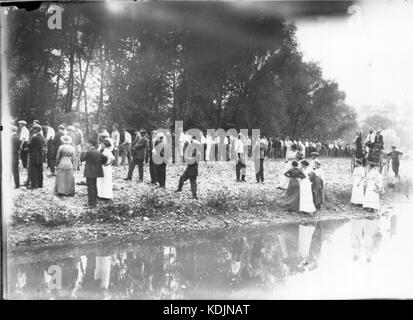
[65,17,79,113]
[96,43,105,123]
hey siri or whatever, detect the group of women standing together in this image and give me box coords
[279,145,325,215]
[55,133,115,200]
[350,160,384,212]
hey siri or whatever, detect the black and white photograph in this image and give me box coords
[1,0,413,302]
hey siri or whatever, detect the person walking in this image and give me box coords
[174,136,201,199]
[81,141,108,207]
[387,146,403,177]
[55,135,76,196]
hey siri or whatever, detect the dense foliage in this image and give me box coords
[7,2,357,139]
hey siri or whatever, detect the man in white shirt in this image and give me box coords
[43,122,55,174]
[234,134,246,182]
[111,123,120,166]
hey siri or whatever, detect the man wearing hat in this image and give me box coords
[387,146,403,177]
[11,125,21,188]
[43,122,55,175]
[234,133,247,182]
[72,123,83,171]
[27,124,45,189]
[374,130,384,150]
[125,129,148,182]
[17,120,30,169]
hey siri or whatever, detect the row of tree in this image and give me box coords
[8,2,357,140]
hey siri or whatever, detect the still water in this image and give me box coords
[6,203,413,299]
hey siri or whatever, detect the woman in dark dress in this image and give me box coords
[281,161,305,212]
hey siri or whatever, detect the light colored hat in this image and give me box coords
[61,135,73,144]
[32,124,42,131]
[17,120,27,125]
[67,125,75,131]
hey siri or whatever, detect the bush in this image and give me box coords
[206,189,230,212]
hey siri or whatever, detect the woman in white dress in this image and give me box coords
[299,160,316,214]
[97,139,115,200]
[363,163,383,212]
[278,144,299,190]
[351,159,365,206]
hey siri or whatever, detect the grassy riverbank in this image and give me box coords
[7,158,411,248]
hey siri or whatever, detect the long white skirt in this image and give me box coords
[351,180,365,205]
[97,165,113,199]
[299,178,316,213]
[363,180,380,210]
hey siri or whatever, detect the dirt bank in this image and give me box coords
[6,158,410,249]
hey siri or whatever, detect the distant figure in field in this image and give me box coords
[387,146,403,177]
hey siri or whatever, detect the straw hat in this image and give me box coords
[61,135,73,144]
[17,120,27,125]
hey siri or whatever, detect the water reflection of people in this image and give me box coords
[298,223,316,267]
[351,218,382,263]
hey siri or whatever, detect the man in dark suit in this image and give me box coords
[174,136,201,199]
[28,124,45,188]
[11,125,21,188]
[125,129,148,182]
[81,140,108,207]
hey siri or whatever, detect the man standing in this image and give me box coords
[43,122,55,175]
[11,125,21,188]
[111,123,120,166]
[254,136,267,183]
[174,136,201,199]
[125,129,148,182]
[234,133,246,182]
[17,120,30,169]
[119,127,132,166]
[364,130,376,151]
[153,132,167,188]
[27,124,45,189]
[387,146,403,177]
[81,140,108,207]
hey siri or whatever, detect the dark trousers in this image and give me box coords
[177,171,197,197]
[21,147,28,169]
[392,159,400,176]
[12,159,19,188]
[236,153,246,181]
[255,158,264,182]
[86,177,98,207]
[29,163,43,188]
[149,159,157,183]
[127,157,144,181]
[155,163,166,187]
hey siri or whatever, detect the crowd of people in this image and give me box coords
[10,119,401,214]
